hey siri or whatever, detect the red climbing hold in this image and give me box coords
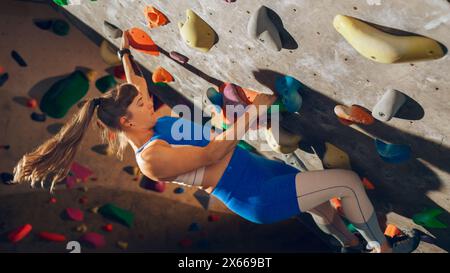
[362,177,375,190]
[80,232,106,248]
[39,232,67,242]
[103,224,113,232]
[66,207,84,221]
[127,28,159,56]
[208,214,220,222]
[26,98,38,109]
[70,162,93,182]
[49,197,57,204]
[178,238,193,248]
[8,224,32,243]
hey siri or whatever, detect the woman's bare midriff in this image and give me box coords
[200,148,235,194]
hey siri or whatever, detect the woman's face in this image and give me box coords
[125,93,156,130]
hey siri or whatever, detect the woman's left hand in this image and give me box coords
[121,30,130,50]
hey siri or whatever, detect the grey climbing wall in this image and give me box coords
[60,0,450,251]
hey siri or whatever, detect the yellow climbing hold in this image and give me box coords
[100,40,121,65]
[322,142,351,169]
[333,15,445,63]
[178,9,217,52]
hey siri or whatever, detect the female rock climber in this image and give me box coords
[13,31,420,253]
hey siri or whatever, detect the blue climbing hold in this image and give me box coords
[188,222,200,231]
[375,139,411,163]
[31,112,47,122]
[11,50,27,67]
[174,187,185,194]
[274,75,303,113]
[206,87,223,107]
[0,73,9,87]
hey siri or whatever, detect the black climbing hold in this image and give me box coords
[33,19,53,30]
[1,172,14,184]
[0,73,9,87]
[11,51,27,67]
[52,19,70,36]
[31,112,46,122]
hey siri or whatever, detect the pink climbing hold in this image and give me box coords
[39,232,67,242]
[169,51,189,64]
[66,207,84,221]
[8,224,32,243]
[70,162,93,182]
[49,197,57,204]
[80,232,106,248]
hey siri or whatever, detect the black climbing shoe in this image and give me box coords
[391,229,421,253]
[340,233,367,253]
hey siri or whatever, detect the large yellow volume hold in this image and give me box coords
[333,15,445,64]
[178,9,217,52]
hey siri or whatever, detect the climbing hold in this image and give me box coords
[31,112,46,122]
[333,15,445,64]
[95,75,117,93]
[140,176,166,193]
[194,189,213,210]
[53,0,68,6]
[11,50,27,67]
[0,73,8,87]
[384,224,402,238]
[98,203,134,227]
[330,198,343,214]
[169,51,189,64]
[265,126,301,154]
[100,40,121,65]
[66,176,76,189]
[361,177,375,190]
[178,238,193,248]
[113,65,126,80]
[178,9,217,52]
[40,70,89,118]
[127,27,159,56]
[248,6,282,51]
[123,165,139,176]
[33,19,53,30]
[144,5,169,28]
[103,224,113,232]
[70,162,93,182]
[372,89,407,122]
[8,224,32,243]
[26,98,38,109]
[1,172,14,184]
[80,186,89,192]
[413,208,447,229]
[79,196,88,204]
[174,187,185,194]
[237,140,257,153]
[66,208,84,221]
[152,66,174,83]
[208,214,220,222]
[420,233,437,245]
[375,139,411,163]
[0,144,11,150]
[0,66,4,74]
[222,83,248,124]
[117,241,128,250]
[103,21,122,39]
[52,19,70,36]
[85,69,97,82]
[89,206,99,214]
[274,76,303,113]
[75,224,88,233]
[334,105,374,125]
[49,197,57,204]
[206,87,223,107]
[224,0,237,2]
[80,232,106,248]
[188,222,201,232]
[322,142,351,169]
[39,232,66,242]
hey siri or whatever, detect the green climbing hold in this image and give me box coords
[53,0,68,6]
[413,208,447,229]
[98,203,134,228]
[52,19,70,36]
[237,140,256,153]
[40,70,89,118]
[95,75,117,93]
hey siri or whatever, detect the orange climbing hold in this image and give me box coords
[127,28,159,56]
[362,177,375,190]
[384,224,402,238]
[330,198,343,214]
[152,66,174,83]
[334,105,374,125]
[144,6,169,29]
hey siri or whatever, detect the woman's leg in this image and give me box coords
[307,202,360,248]
[295,169,390,252]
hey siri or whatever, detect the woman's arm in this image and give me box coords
[120,31,152,107]
[205,93,278,163]
[140,140,213,181]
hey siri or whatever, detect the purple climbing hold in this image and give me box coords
[224,0,236,2]
[169,51,189,64]
[11,51,27,67]
[0,73,9,87]
[31,112,46,122]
